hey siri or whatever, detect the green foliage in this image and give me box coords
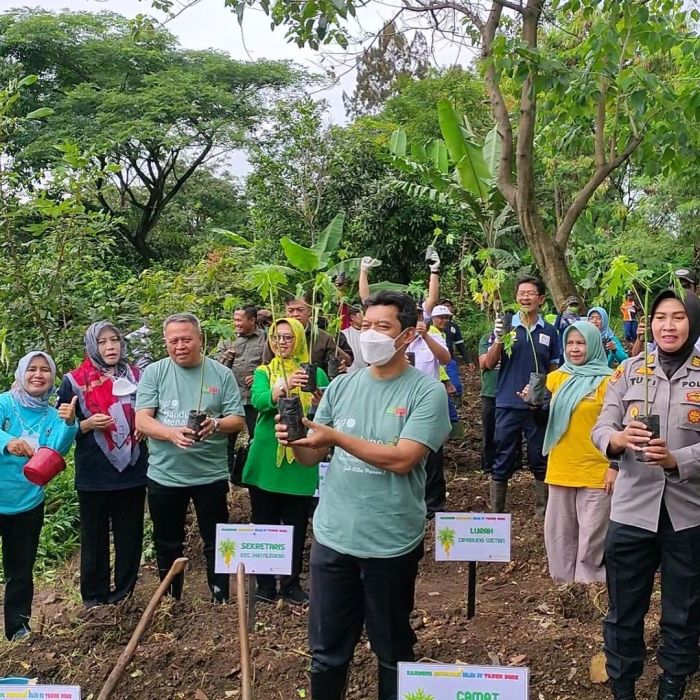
[0,8,298,260]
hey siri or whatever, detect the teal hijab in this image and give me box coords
[543,321,614,455]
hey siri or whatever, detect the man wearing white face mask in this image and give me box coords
[275,291,450,700]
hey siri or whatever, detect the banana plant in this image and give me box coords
[390,99,522,310]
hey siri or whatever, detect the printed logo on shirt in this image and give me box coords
[688,409,700,424]
[538,334,550,347]
[686,391,700,404]
[203,385,219,394]
[693,356,700,368]
[386,406,408,417]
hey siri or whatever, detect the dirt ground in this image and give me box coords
[0,372,695,699]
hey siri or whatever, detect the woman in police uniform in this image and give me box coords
[593,290,700,700]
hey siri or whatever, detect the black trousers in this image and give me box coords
[0,501,44,640]
[424,447,446,515]
[147,477,230,602]
[248,484,311,592]
[228,405,258,484]
[480,396,496,473]
[308,539,424,700]
[604,505,700,681]
[78,486,145,605]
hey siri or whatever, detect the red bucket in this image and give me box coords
[23,447,66,486]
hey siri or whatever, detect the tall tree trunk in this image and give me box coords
[518,201,577,307]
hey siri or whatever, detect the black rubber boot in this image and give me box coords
[657,673,687,700]
[310,665,349,700]
[378,662,398,700]
[609,678,636,700]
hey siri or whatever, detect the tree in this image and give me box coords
[342,21,429,118]
[0,9,298,261]
[220,0,700,304]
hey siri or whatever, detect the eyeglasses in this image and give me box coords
[517,292,541,298]
[271,334,294,343]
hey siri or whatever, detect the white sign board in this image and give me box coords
[435,513,511,563]
[398,662,528,700]
[0,687,81,699]
[313,461,329,499]
[215,524,293,575]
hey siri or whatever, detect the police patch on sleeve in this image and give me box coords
[611,365,624,384]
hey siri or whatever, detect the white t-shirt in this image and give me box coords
[341,327,367,373]
[408,328,447,380]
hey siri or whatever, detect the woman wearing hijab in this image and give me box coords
[243,318,328,605]
[0,352,77,640]
[57,322,148,608]
[593,291,700,700]
[587,307,628,368]
[539,321,616,583]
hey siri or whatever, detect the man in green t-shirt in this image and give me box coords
[276,291,450,700]
[136,313,245,603]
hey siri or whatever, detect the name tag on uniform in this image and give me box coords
[539,334,550,347]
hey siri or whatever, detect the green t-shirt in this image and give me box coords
[478,333,498,398]
[313,366,451,558]
[135,357,244,487]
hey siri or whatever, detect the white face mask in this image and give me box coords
[359,329,407,367]
[112,377,138,397]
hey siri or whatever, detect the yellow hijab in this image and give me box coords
[261,317,312,466]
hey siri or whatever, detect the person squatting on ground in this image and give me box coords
[593,290,700,700]
[0,352,77,640]
[587,307,628,368]
[215,305,266,483]
[537,321,616,584]
[58,322,148,608]
[275,291,450,700]
[135,313,245,603]
[242,317,328,605]
[484,276,560,517]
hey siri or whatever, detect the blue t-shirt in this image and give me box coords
[0,392,78,514]
[496,313,560,409]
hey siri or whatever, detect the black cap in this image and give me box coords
[675,268,698,285]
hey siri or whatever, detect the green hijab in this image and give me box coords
[543,321,614,455]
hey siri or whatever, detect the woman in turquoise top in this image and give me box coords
[587,307,628,368]
[0,352,78,640]
[243,318,328,605]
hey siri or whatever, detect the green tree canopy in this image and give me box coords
[0,9,299,261]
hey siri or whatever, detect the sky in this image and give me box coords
[0,0,475,173]
[0,0,476,123]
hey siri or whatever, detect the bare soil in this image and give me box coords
[0,372,695,699]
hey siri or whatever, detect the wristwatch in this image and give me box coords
[213,418,221,433]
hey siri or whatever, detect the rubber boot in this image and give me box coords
[489,479,507,513]
[534,480,548,520]
[657,673,687,700]
[378,661,398,700]
[609,678,636,700]
[310,665,350,700]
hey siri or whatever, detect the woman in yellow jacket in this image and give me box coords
[538,321,617,583]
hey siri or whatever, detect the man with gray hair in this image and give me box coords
[136,313,245,603]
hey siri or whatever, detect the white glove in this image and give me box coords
[494,317,504,341]
[360,256,381,272]
[426,246,441,273]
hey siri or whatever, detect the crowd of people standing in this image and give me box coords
[0,251,699,700]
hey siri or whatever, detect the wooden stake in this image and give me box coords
[467,561,477,619]
[237,563,254,700]
[97,557,188,700]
